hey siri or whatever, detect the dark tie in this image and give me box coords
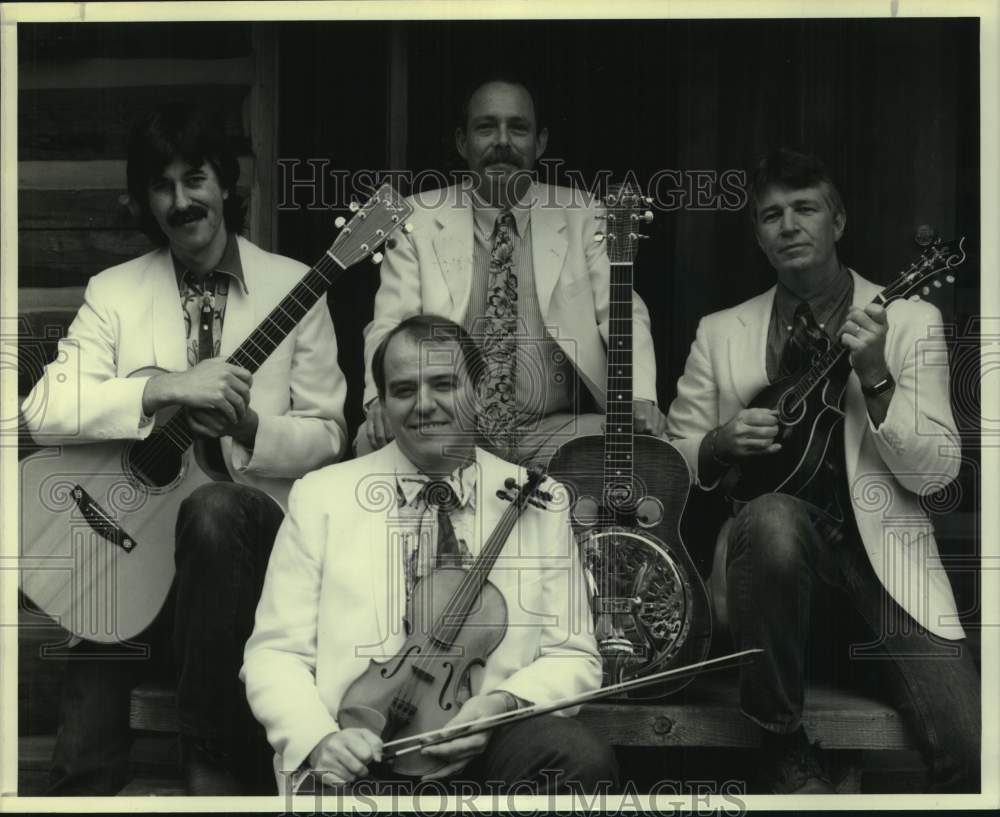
[778,302,830,378]
[477,211,519,457]
[191,273,230,478]
[425,481,463,567]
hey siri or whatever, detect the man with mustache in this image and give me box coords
[358,75,666,462]
[24,103,348,795]
[665,149,980,793]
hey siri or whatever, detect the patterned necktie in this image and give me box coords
[778,301,830,378]
[476,210,519,458]
[427,482,464,568]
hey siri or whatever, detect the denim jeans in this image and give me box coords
[47,482,284,795]
[725,493,981,792]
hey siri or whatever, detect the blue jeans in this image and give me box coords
[725,493,981,792]
[46,482,284,795]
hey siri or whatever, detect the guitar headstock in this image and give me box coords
[327,183,414,269]
[880,237,967,306]
[599,182,653,264]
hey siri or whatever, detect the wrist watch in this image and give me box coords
[861,372,895,397]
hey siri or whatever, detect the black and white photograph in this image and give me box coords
[1,1,996,812]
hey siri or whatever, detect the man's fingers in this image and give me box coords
[226,375,252,402]
[863,303,888,325]
[741,409,779,426]
[226,364,253,385]
[223,387,248,418]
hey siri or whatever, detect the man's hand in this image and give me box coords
[143,358,252,421]
[715,408,782,460]
[418,692,508,781]
[188,405,259,446]
[634,399,668,437]
[839,304,890,388]
[363,399,395,450]
[307,728,383,786]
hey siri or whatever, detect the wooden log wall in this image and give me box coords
[17,22,276,294]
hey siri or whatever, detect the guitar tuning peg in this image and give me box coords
[349,201,360,213]
[504,477,518,490]
[372,252,384,264]
[642,210,654,223]
[496,489,512,502]
[946,274,955,283]
[922,286,930,296]
[334,216,346,228]
[404,223,414,233]
[638,234,650,239]
[933,279,942,288]
[644,196,653,204]
[594,232,605,243]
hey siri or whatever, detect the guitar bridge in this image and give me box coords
[71,484,137,553]
[595,596,641,614]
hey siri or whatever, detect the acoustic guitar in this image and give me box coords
[728,237,967,503]
[19,183,412,643]
[545,184,711,698]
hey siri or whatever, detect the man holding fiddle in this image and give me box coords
[665,149,980,793]
[242,314,617,792]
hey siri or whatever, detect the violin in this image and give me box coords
[337,466,550,777]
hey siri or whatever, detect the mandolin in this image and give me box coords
[545,183,711,698]
[728,237,967,503]
[19,184,413,644]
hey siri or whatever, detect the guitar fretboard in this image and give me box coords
[156,254,346,454]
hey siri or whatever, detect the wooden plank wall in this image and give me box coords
[17,23,276,294]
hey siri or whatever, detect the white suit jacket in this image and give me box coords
[241,443,601,775]
[361,183,658,409]
[24,235,348,509]
[666,270,964,639]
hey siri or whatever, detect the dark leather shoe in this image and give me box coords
[180,736,243,795]
[758,727,835,794]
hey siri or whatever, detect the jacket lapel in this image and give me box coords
[150,248,189,373]
[728,288,774,408]
[219,237,258,358]
[432,194,475,319]
[530,195,568,318]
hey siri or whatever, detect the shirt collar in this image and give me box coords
[472,186,533,240]
[774,265,852,329]
[172,232,247,294]
[394,448,478,511]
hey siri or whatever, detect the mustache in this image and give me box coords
[484,146,521,165]
[167,206,207,227]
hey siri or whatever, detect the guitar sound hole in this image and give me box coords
[125,439,183,489]
[777,392,806,426]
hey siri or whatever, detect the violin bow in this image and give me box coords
[381,648,763,761]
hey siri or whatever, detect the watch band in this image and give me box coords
[861,372,895,397]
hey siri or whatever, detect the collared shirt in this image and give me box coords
[465,192,577,418]
[172,232,247,367]
[392,449,477,599]
[765,267,854,520]
[765,267,854,381]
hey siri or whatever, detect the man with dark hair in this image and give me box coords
[665,148,980,793]
[24,103,349,795]
[243,313,616,794]
[358,76,667,462]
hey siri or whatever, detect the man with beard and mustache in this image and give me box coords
[23,103,348,795]
[357,76,666,463]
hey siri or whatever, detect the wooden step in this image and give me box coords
[130,674,914,750]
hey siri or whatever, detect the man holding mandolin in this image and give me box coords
[243,315,618,793]
[22,104,349,795]
[666,149,980,793]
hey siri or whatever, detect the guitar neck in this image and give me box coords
[159,254,346,453]
[604,260,635,492]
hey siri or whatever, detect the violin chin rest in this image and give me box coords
[337,704,387,735]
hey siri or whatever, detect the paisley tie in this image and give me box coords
[476,211,519,457]
[778,302,830,378]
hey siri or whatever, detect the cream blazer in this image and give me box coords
[361,183,658,409]
[24,235,348,509]
[241,443,602,775]
[666,270,964,639]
